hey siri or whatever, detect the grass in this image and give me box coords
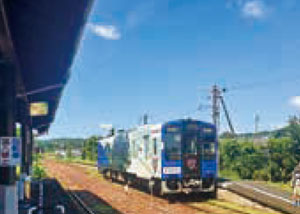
[72,158,96,166]
[219,169,293,198]
[46,153,96,166]
[207,200,279,214]
[263,181,293,193]
[220,169,241,181]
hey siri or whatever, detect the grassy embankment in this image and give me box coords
[220,169,292,193]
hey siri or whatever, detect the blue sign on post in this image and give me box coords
[0,137,21,166]
[11,138,21,165]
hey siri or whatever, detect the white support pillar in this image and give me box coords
[0,185,18,214]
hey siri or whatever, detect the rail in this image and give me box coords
[219,181,300,214]
[67,191,96,214]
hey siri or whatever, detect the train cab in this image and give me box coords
[161,119,217,196]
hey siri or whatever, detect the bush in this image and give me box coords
[253,169,269,181]
[220,117,300,183]
[32,164,47,179]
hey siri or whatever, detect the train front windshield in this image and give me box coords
[165,132,182,160]
[183,134,199,155]
[164,124,216,161]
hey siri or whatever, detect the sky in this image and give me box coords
[43,0,300,139]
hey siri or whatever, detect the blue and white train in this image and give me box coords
[97,119,218,197]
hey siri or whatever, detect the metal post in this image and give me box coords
[20,121,30,201]
[38,181,43,214]
[0,65,18,214]
[211,85,221,132]
[21,115,29,175]
[27,129,33,176]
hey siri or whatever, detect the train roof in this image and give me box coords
[163,119,215,128]
[127,119,215,134]
[99,135,115,143]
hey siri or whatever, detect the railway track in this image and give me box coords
[69,161,295,213]
[166,193,274,214]
[73,161,285,213]
[67,190,96,214]
[183,200,263,214]
[219,182,300,214]
[44,159,283,214]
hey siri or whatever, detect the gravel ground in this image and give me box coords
[43,159,282,214]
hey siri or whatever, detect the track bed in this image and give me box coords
[43,159,282,214]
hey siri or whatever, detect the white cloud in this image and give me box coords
[290,96,300,109]
[89,24,121,40]
[242,0,266,19]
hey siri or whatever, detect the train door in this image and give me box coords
[182,133,201,178]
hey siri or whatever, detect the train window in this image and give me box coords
[144,135,149,159]
[153,138,157,155]
[165,133,181,160]
[183,135,198,155]
[203,143,216,156]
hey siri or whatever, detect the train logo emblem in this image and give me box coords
[187,158,197,170]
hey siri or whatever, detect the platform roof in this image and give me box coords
[0,0,93,134]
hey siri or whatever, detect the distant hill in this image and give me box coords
[36,138,85,152]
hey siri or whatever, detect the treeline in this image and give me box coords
[220,116,300,182]
[36,136,99,161]
[36,138,84,152]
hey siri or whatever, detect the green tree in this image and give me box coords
[234,142,267,179]
[83,136,98,161]
[219,139,241,171]
[268,138,297,182]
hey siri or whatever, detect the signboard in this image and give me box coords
[30,102,48,116]
[0,137,21,166]
[163,167,181,174]
[166,126,180,133]
[203,128,213,133]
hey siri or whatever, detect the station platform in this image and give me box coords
[19,179,79,214]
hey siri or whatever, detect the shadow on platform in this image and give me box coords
[69,190,122,214]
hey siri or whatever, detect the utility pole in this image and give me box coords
[211,85,221,132]
[211,85,235,135]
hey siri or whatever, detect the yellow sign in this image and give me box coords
[30,102,48,116]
